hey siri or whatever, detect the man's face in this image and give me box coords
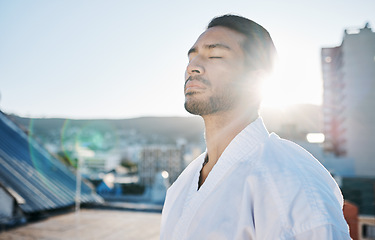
[184,26,249,116]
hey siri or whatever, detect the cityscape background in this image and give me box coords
[1,1,375,240]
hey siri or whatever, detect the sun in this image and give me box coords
[261,63,296,109]
[260,54,322,109]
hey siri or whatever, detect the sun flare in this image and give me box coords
[261,63,296,109]
[261,53,322,109]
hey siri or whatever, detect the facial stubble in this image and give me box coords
[184,82,240,116]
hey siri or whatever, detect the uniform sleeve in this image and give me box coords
[292,224,352,240]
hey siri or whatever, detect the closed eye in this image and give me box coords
[209,56,222,59]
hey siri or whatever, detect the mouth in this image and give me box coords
[184,83,206,95]
[184,78,208,95]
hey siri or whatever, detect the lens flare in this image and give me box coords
[28,118,65,194]
[61,120,119,172]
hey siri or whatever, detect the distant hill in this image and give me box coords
[6,103,321,146]
[6,114,206,144]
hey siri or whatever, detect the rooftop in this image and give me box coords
[0,208,161,240]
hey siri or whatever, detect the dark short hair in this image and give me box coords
[207,14,276,73]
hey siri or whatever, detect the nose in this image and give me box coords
[186,56,205,76]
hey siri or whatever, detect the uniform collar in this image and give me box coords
[198,117,270,191]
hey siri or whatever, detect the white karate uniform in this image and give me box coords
[160,118,351,240]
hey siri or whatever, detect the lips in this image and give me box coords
[184,80,206,94]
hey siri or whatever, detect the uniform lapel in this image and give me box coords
[173,118,269,239]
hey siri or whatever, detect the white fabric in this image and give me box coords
[160,118,351,240]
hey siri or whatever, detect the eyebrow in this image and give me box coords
[188,43,231,56]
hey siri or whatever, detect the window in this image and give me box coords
[363,224,375,239]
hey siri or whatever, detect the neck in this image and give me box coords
[202,106,259,166]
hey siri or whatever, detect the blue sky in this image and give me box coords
[1,0,374,119]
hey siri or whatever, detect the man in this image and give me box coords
[160,15,350,239]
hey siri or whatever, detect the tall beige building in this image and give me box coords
[321,23,375,177]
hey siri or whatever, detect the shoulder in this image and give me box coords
[247,133,349,237]
[260,133,343,208]
[261,133,337,188]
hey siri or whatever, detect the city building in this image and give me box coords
[321,23,375,177]
[138,145,184,186]
[341,177,375,240]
